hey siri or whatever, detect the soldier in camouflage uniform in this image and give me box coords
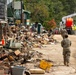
[61,34,71,66]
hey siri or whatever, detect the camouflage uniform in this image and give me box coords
[61,36,71,66]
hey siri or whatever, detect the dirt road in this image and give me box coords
[33,34,76,75]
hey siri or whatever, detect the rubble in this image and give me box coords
[0,24,58,75]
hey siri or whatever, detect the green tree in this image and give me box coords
[23,0,49,24]
[15,0,76,29]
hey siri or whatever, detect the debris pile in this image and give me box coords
[0,25,57,74]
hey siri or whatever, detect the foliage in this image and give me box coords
[15,0,76,30]
[47,19,57,30]
[24,0,49,24]
[43,19,57,30]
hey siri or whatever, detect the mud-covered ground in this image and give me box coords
[32,34,76,75]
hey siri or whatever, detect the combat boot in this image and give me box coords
[66,63,69,66]
[64,61,67,66]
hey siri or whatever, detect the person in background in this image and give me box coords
[32,22,38,32]
[60,28,68,39]
[61,34,71,66]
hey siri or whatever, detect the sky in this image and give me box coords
[7,0,13,4]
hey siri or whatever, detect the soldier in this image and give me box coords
[61,34,71,66]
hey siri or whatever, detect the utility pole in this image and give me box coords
[5,0,7,21]
[21,0,23,24]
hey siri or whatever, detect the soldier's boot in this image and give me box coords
[64,61,67,65]
[67,64,69,66]
[66,62,69,66]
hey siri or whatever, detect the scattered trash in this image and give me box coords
[0,24,57,74]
